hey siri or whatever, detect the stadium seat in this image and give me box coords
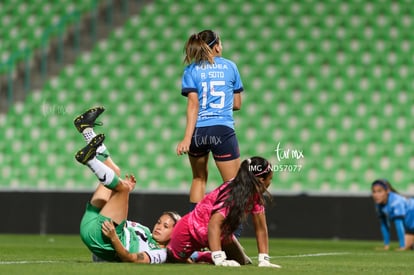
[0,0,98,72]
[1,0,413,194]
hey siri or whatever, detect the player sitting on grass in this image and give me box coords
[74,107,180,263]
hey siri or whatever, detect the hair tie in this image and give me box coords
[254,163,271,177]
[165,211,181,223]
[207,32,218,47]
[372,179,389,190]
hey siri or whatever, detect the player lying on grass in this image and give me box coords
[371,179,414,250]
[167,156,281,268]
[74,107,181,263]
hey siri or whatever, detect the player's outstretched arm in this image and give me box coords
[393,218,407,250]
[252,213,281,268]
[208,213,240,267]
[101,220,151,263]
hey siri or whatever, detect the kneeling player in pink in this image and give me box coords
[167,156,281,268]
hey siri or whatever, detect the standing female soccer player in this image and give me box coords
[74,107,180,263]
[167,157,281,268]
[371,179,414,250]
[176,30,244,210]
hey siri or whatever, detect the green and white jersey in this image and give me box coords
[124,220,167,264]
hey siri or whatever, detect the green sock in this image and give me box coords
[105,175,119,190]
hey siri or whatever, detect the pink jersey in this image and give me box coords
[188,181,265,246]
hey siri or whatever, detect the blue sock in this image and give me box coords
[233,224,244,239]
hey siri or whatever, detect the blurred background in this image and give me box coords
[0,0,412,239]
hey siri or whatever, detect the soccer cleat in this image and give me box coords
[73,106,105,133]
[75,134,105,164]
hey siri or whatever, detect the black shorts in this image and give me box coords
[189,125,240,161]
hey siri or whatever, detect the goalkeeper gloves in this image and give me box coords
[258,253,281,268]
[211,251,240,267]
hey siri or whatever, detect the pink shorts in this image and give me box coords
[167,215,206,262]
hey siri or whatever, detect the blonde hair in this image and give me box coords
[162,211,181,225]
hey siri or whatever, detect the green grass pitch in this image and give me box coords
[0,235,412,274]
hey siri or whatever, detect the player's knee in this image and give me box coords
[90,198,107,209]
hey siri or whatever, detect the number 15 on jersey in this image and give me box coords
[201,81,225,109]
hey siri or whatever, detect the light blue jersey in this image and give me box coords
[376,192,414,231]
[376,192,414,247]
[181,56,244,129]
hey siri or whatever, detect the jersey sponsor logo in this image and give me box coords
[195,63,229,71]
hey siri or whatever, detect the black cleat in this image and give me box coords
[73,106,105,133]
[75,134,105,164]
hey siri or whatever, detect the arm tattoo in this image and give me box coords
[137,253,145,262]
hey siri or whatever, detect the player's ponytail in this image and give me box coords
[217,156,273,237]
[184,30,218,64]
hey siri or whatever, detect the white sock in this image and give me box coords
[82,127,95,143]
[82,128,107,155]
[97,143,107,155]
[86,157,118,188]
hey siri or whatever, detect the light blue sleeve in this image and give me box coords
[231,62,243,93]
[380,218,390,246]
[394,218,406,248]
[181,66,197,96]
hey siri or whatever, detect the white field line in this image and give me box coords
[274,252,351,258]
[0,260,64,265]
[1,252,351,264]
[251,252,351,259]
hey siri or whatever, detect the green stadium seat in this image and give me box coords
[2,0,414,194]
